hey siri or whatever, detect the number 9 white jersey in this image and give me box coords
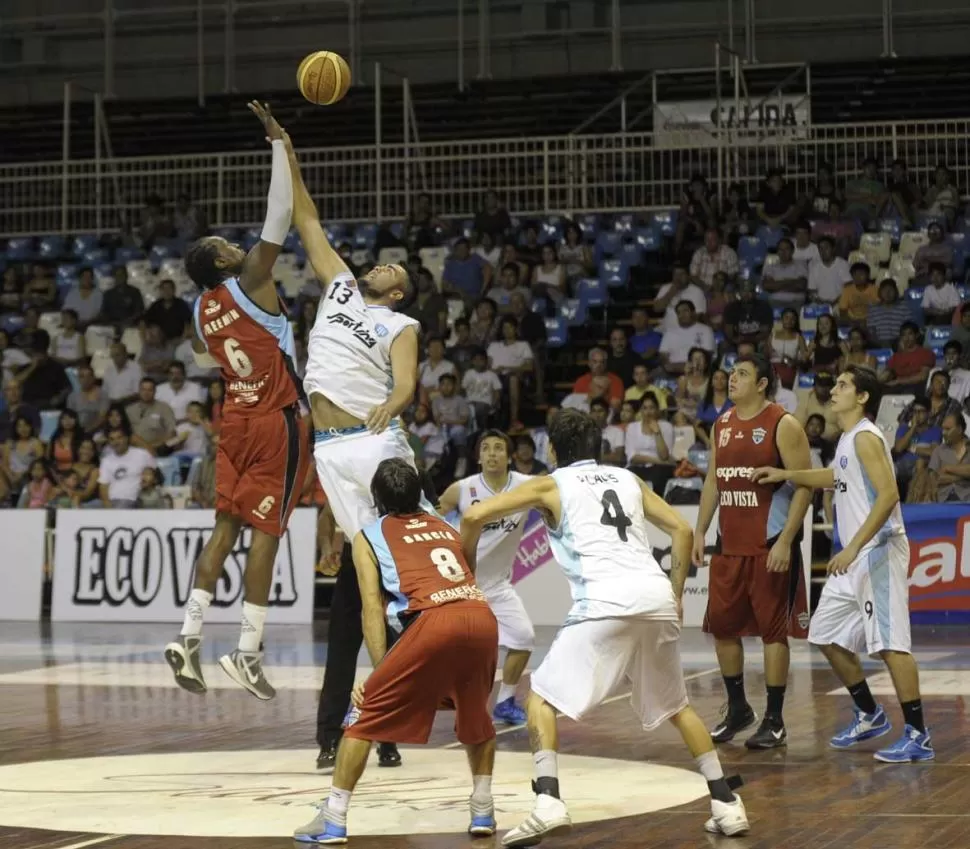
[547,460,676,624]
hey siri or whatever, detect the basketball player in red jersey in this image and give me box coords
[164,102,310,700]
[293,458,499,845]
[693,353,812,748]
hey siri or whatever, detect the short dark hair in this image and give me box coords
[169,361,186,375]
[499,315,519,333]
[140,377,157,388]
[928,261,947,277]
[477,428,513,456]
[843,365,882,418]
[946,413,967,434]
[548,408,602,467]
[371,458,422,516]
[735,353,776,397]
[589,397,609,412]
[185,239,226,289]
[944,340,963,355]
[849,262,870,277]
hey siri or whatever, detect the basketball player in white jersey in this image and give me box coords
[438,429,535,725]
[461,409,749,846]
[752,365,933,763]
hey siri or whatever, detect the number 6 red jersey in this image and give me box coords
[193,278,303,418]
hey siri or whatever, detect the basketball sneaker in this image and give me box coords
[493,697,528,725]
[163,635,207,695]
[830,705,892,749]
[316,745,337,773]
[469,795,496,836]
[218,649,276,700]
[703,795,750,836]
[710,703,757,744]
[501,794,572,847]
[293,801,347,845]
[377,743,402,767]
[744,714,787,749]
[873,725,935,763]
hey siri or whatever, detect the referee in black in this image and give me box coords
[315,469,439,771]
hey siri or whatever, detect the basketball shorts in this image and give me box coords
[530,616,688,731]
[809,534,912,656]
[483,579,535,652]
[313,423,436,538]
[703,538,809,643]
[216,406,310,539]
[343,603,499,745]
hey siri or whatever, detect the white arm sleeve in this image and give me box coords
[193,350,218,369]
[260,139,293,245]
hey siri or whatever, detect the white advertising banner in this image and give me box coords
[51,509,317,624]
[0,510,48,621]
[653,95,811,147]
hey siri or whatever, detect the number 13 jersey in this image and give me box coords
[546,460,676,624]
[193,277,302,418]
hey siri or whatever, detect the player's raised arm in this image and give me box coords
[239,102,292,295]
[767,414,814,572]
[281,130,353,288]
[436,480,461,516]
[693,438,718,567]
[351,532,388,666]
[636,478,693,600]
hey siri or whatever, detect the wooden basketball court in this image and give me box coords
[0,621,964,849]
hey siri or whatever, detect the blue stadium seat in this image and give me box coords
[353,223,378,250]
[619,242,643,268]
[613,213,636,234]
[530,297,547,314]
[957,284,970,300]
[212,226,239,242]
[838,326,849,341]
[5,237,33,261]
[755,225,784,251]
[559,298,588,327]
[577,214,600,243]
[82,248,109,265]
[95,261,115,281]
[56,263,79,285]
[241,227,261,251]
[0,314,25,334]
[772,306,784,322]
[598,258,626,288]
[906,286,925,302]
[713,330,726,348]
[149,244,177,274]
[797,372,816,390]
[652,210,678,237]
[634,227,661,253]
[593,231,622,265]
[540,219,563,244]
[878,218,903,242]
[38,235,66,259]
[653,376,678,394]
[283,229,301,252]
[738,236,768,269]
[577,277,607,307]
[115,246,145,264]
[801,303,832,320]
[387,221,405,241]
[39,410,60,443]
[687,447,711,473]
[721,352,738,369]
[927,326,952,344]
[71,234,101,257]
[802,329,816,344]
[868,348,893,368]
[916,212,947,232]
[544,317,568,347]
[156,456,182,487]
[952,248,966,279]
[930,343,946,363]
[460,218,475,240]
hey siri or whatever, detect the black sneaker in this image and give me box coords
[711,704,757,744]
[377,742,402,767]
[744,715,787,749]
[316,745,337,772]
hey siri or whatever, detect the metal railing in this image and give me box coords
[3,118,970,238]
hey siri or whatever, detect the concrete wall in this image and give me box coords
[1,0,969,105]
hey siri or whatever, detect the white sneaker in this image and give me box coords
[703,795,749,836]
[501,794,571,847]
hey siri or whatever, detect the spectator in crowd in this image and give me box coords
[487,316,534,429]
[769,308,808,388]
[489,263,532,314]
[49,308,86,367]
[17,459,53,509]
[517,223,543,269]
[572,347,623,408]
[136,194,173,249]
[844,327,877,370]
[606,326,642,386]
[530,243,568,308]
[559,223,593,284]
[922,165,959,224]
[473,190,511,241]
[562,374,612,413]
[844,157,886,224]
[406,267,448,338]
[589,397,625,466]
[473,231,501,270]
[500,243,529,288]
[928,414,970,502]
[103,341,143,405]
[62,267,103,328]
[921,262,962,324]
[101,266,145,328]
[170,400,209,459]
[892,396,942,498]
[0,415,44,503]
[0,329,30,386]
[952,310,970,367]
[431,373,471,477]
[689,227,739,290]
[204,378,223,435]
[174,329,218,382]
[98,426,156,508]
[723,279,773,349]
[46,409,82,476]
[867,279,912,348]
[156,361,206,423]
[836,262,880,325]
[418,337,456,404]
[695,368,733,437]
[628,306,663,363]
[458,349,498,425]
[881,322,936,392]
[507,289,546,349]
[0,268,23,315]
[19,331,70,409]
[624,392,675,494]
[904,371,963,429]
[468,298,499,347]
[913,222,953,280]
[0,381,40,443]
[805,313,845,375]
[144,279,191,341]
[773,371,799,415]
[706,271,730,331]
[795,372,840,441]
[659,301,716,376]
[446,318,477,374]
[68,363,109,437]
[804,413,835,467]
[804,163,843,218]
[792,221,820,265]
[676,175,716,255]
[930,341,970,403]
[24,266,57,312]
[139,323,176,384]
[97,403,133,449]
[719,182,753,245]
[673,347,712,423]
[757,170,799,227]
[49,468,83,508]
[884,159,922,226]
[654,264,706,332]
[173,192,207,243]
[72,438,100,504]
[408,403,445,472]
[625,363,669,411]
[443,238,491,304]
[190,433,218,509]
[512,433,547,475]
[763,237,809,309]
[14,307,43,350]
[808,237,851,305]
[126,378,177,455]
[137,467,173,508]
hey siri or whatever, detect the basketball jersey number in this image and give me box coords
[328,281,353,305]
[223,337,253,378]
[430,547,465,583]
[599,489,632,542]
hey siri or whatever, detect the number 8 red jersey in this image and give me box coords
[193,277,303,418]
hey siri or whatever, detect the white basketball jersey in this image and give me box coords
[456,472,531,591]
[303,272,420,420]
[833,417,905,553]
[548,460,676,624]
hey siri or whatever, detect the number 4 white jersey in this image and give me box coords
[303,271,420,421]
[456,472,531,591]
[548,460,676,624]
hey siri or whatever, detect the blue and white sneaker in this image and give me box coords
[830,705,892,749]
[469,796,497,836]
[293,802,348,844]
[873,724,935,763]
[493,697,527,725]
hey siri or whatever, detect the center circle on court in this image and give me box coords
[0,749,708,837]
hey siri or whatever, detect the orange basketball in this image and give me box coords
[297,51,351,106]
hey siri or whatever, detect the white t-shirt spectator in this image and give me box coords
[793,242,821,265]
[174,337,218,381]
[764,259,809,307]
[49,330,84,362]
[418,359,456,392]
[689,245,739,287]
[624,421,675,468]
[462,368,502,405]
[659,322,716,365]
[102,359,143,402]
[175,421,208,455]
[656,282,707,332]
[156,380,206,422]
[808,257,851,304]
[410,421,446,459]
[922,283,962,314]
[561,392,591,412]
[2,347,30,387]
[98,446,155,503]
[603,424,625,452]
[927,366,970,404]
[487,340,533,372]
[774,387,798,414]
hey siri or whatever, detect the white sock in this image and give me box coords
[328,787,352,817]
[238,602,267,652]
[180,589,213,637]
[472,774,493,800]
[533,749,558,779]
[497,682,517,704]
[695,749,724,782]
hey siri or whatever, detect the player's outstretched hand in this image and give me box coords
[351,680,366,708]
[365,403,392,434]
[750,466,786,485]
[766,538,791,572]
[316,551,341,577]
[691,534,707,568]
[247,100,284,143]
[827,548,856,576]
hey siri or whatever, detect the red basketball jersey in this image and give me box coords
[713,402,791,556]
[362,512,488,630]
[193,277,302,418]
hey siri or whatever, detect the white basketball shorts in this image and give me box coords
[808,534,912,656]
[484,580,535,652]
[530,616,688,731]
[313,424,434,539]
